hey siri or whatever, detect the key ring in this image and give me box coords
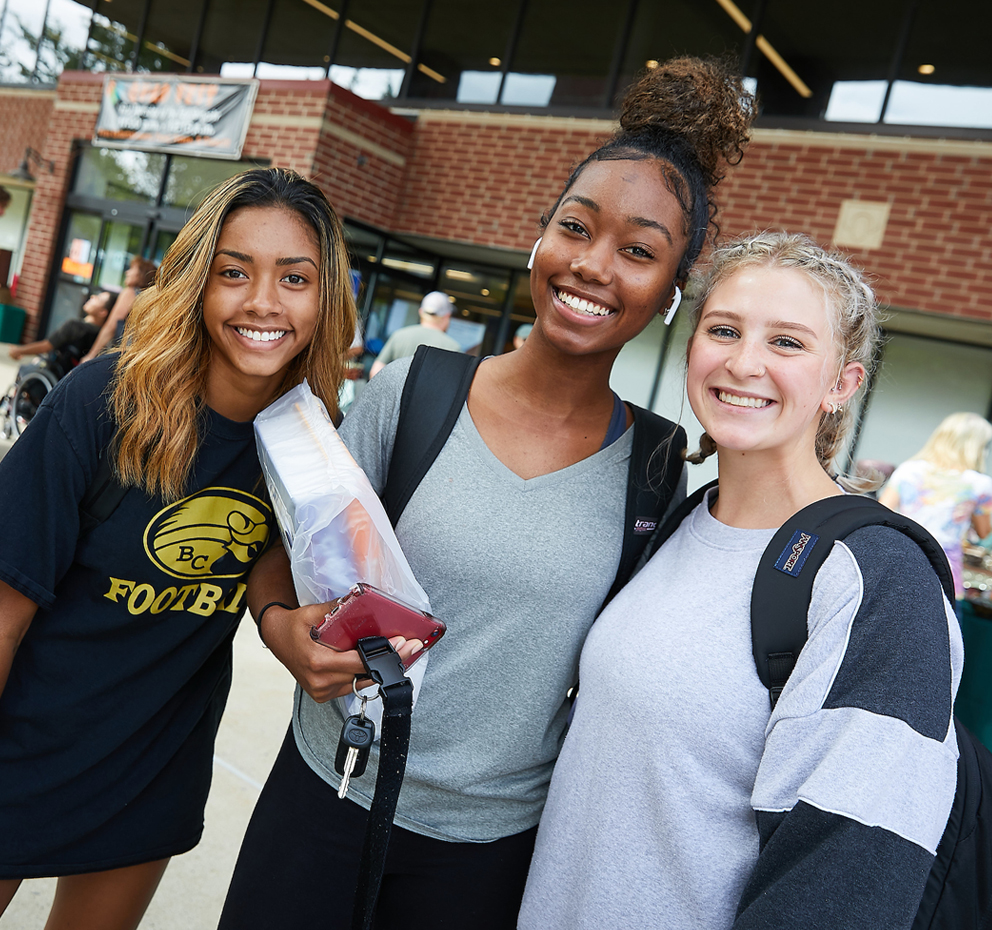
[352,676,383,702]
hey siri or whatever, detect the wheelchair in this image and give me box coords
[0,349,76,439]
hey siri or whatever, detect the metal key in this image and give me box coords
[335,697,375,799]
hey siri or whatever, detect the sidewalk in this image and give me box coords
[0,345,299,928]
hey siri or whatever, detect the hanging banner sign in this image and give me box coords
[94,75,259,159]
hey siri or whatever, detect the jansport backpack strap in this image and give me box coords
[380,346,483,527]
[600,406,688,609]
[751,494,954,708]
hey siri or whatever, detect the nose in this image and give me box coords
[243,275,280,317]
[569,240,613,285]
[725,339,765,379]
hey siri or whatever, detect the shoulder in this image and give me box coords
[339,356,412,439]
[43,354,116,421]
[964,468,992,494]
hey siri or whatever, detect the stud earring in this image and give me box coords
[663,285,682,326]
[527,238,542,271]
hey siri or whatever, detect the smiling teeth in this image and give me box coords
[555,288,612,317]
[719,391,771,408]
[237,327,286,342]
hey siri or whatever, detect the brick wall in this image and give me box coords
[718,131,992,321]
[312,83,413,229]
[394,114,992,322]
[393,111,611,251]
[11,74,417,336]
[8,75,992,335]
[14,73,102,338]
[0,87,53,176]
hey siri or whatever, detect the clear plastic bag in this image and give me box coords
[254,380,432,727]
[254,380,431,613]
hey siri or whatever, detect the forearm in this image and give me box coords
[81,321,115,361]
[246,542,298,620]
[9,339,53,359]
[244,543,421,700]
[0,580,39,697]
[734,803,932,930]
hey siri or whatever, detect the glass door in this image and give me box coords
[48,211,146,338]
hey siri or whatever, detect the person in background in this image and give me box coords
[9,290,117,362]
[519,231,961,930]
[513,323,533,350]
[879,411,992,615]
[0,167,356,930]
[220,55,755,930]
[368,289,460,376]
[81,256,158,362]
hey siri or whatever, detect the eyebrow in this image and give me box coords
[560,195,673,244]
[703,309,819,337]
[215,249,318,270]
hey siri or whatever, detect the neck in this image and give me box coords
[491,337,619,411]
[710,446,843,529]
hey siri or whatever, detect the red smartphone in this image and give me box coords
[309,583,445,669]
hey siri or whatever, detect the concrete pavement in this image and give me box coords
[0,345,299,929]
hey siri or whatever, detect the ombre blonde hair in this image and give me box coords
[912,412,992,473]
[111,167,357,501]
[684,231,881,481]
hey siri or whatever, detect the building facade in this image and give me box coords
[1,0,990,485]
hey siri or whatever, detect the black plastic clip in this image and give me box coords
[355,636,409,690]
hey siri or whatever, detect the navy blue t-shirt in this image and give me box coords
[0,355,275,871]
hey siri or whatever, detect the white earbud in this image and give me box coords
[663,285,682,325]
[527,237,542,271]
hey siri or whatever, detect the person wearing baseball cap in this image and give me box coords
[369,290,460,377]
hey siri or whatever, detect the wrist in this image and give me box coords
[253,600,294,646]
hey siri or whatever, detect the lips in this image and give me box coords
[235,326,288,343]
[717,390,772,408]
[553,287,614,318]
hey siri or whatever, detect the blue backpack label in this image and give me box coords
[774,529,819,576]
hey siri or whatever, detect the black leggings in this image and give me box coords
[218,729,537,930]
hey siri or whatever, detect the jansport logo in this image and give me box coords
[143,488,271,580]
[633,518,658,535]
[774,529,819,577]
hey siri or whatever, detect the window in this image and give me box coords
[74,147,168,203]
[885,0,992,129]
[86,0,144,72]
[328,0,424,101]
[617,0,738,108]
[0,0,52,81]
[407,0,515,104]
[135,0,200,73]
[503,0,623,108]
[33,0,93,83]
[195,0,267,77]
[256,0,337,80]
[163,155,266,209]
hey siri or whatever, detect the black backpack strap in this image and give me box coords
[78,440,129,536]
[632,478,717,579]
[751,495,954,708]
[380,346,483,527]
[600,407,687,609]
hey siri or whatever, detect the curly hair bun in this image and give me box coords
[619,56,756,188]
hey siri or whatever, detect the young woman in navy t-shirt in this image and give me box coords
[0,167,357,930]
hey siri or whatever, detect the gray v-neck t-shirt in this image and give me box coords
[293,356,634,841]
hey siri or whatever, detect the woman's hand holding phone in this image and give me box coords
[247,547,422,703]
